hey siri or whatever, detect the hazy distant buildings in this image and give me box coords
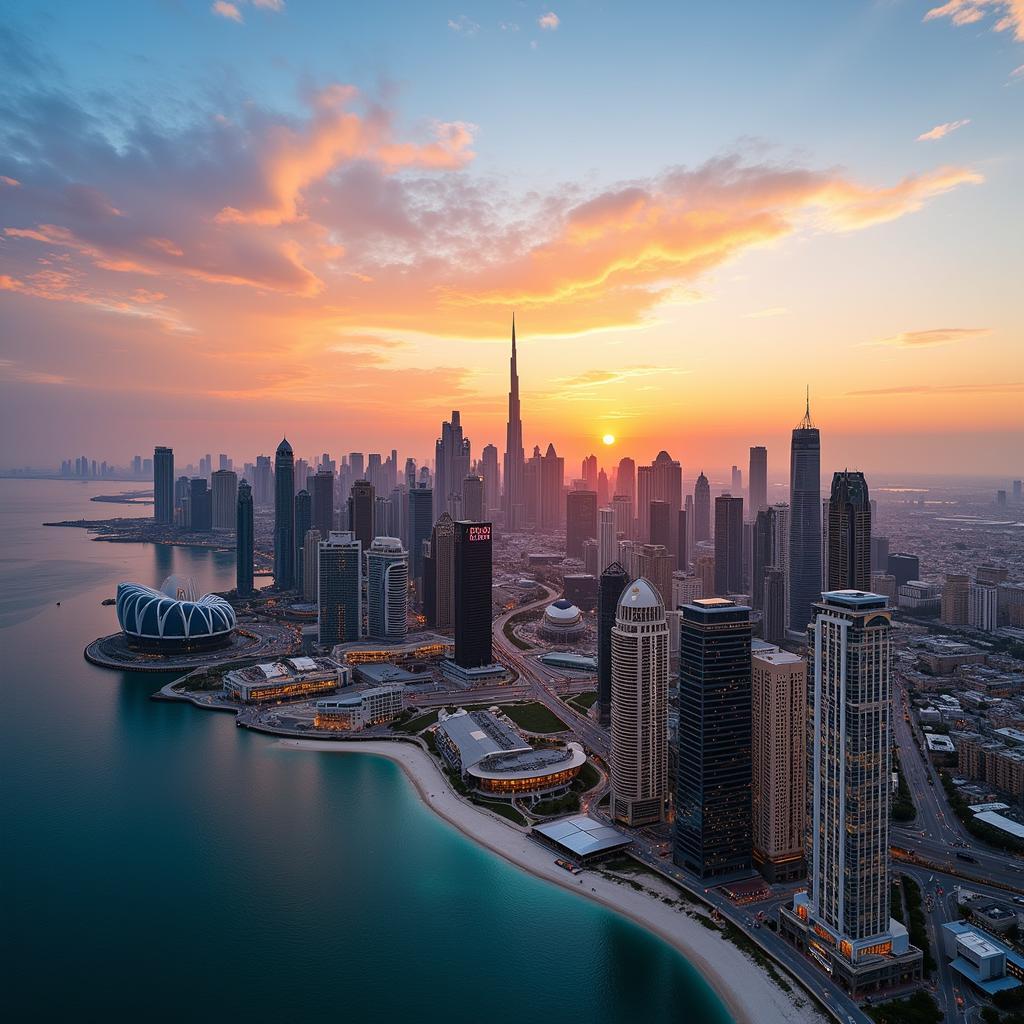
[454,521,492,669]
[211,469,238,531]
[675,598,753,880]
[598,507,617,575]
[424,512,455,629]
[302,528,321,603]
[752,647,806,882]
[274,438,295,589]
[154,446,174,524]
[597,561,630,727]
[694,472,711,543]
[827,471,871,592]
[367,538,409,641]
[714,495,744,596]
[749,446,767,514]
[294,489,311,595]
[566,490,598,560]
[611,579,669,826]
[436,411,471,521]
[236,479,254,595]
[189,477,212,532]
[788,395,821,633]
[318,531,362,645]
[539,444,564,529]
[635,543,674,610]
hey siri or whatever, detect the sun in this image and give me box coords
[602,433,616,446]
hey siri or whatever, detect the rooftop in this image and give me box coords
[436,710,530,769]
[532,815,631,858]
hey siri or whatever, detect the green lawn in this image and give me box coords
[501,701,568,734]
[473,799,527,826]
[575,759,601,792]
[866,990,942,1024]
[392,708,440,734]
[531,791,580,816]
[567,690,597,713]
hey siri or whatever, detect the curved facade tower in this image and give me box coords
[827,470,871,592]
[788,394,821,632]
[502,316,525,530]
[610,578,669,826]
[368,537,409,640]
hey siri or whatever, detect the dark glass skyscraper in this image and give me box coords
[236,479,254,595]
[693,472,711,543]
[273,438,295,589]
[154,445,174,524]
[675,598,753,880]
[713,495,743,596]
[566,490,597,560]
[788,394,821,632]
[751,507,775,611]
[454,520,492,668]
[189,477,212,532]
[312,469,334,538]
[407,485,433,589]
[294,488,311,596]
[597,561,630,727]
[649,500,671,551]
[827,471,871,592]
[349,479,375,550]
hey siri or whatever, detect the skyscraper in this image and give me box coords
[788,392,822,633]
[211,469,238,531]
[462,474,484,522]
[294,489,311,595]
[635,543,673,610]
[425,512,455,628]
[649,499,671,550]
[367,538,409,640]
[616,457,636,508]
[154,446,174,524]
[598,507,617,575]
[189,477,212,532]
[254,454,273,508]
[435,411,470,520]
[941,574,971,625]
[318,531,362,645]
[502,316,525,530]
[714,495,744,596]
[749,446,767,514]
[454,521,492,668]
[312,469,334,538]
[566,490,598,560]
[751,648,806,881]
[539,443,564,529]
[675,598,753,880]
[694,472,711,543]
[610,579,669,827]
[302,528,321,603]
[676,508,688,570]
[782,591,922,995]
[612,494,633,540]
[407,485,433,589]
[731,465,742,495]
[582,454,598,492]
[762,568,786,645]
[349,479,375,550]
[597,561,630,727]
[887,552,920,589]
[481,443,500,514]
[236,479,253,595]
[827,471,871,592]
[751,507,775,611]
[273,438,295,589]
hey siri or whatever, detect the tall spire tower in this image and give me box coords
[502,314,525,530]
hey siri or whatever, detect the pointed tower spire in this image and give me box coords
[797,385,815,429]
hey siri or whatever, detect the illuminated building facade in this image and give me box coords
[224,656,350,704]
[367,537,409,641]
[779,590,922,996]
[454,521,492,668]
[318,531,362,645]
[610,579,669,826]
[314,684,404,731]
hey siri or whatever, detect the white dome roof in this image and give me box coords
[545,599,582,623]
[619,578,663,611]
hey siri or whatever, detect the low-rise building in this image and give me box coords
[314,684,404,731]
[940,921,1024,996]
[224,656,349,703]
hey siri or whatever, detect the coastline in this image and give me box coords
[277,737,822,1024]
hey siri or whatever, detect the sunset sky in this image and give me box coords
[1,1,1022,477]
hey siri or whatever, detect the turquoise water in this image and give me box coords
[1,479,733,1022]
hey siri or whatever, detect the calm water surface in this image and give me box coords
[1,479,733,1022]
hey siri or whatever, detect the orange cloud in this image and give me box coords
[924,1,1024,41]
[215,86,475,227]
[211,1,243,24]
[917,119,971,141]
[872,327,990,348]
[539,12,560,30]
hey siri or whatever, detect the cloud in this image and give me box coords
[743,306,788,318]
[871,327,990,348]
[917,118,971,141]
[0,358,70,386]
[555,366,670,390]
[1,175,20,187]
[924,1,1024,42]
[847,381,1024,397]
[447,15,480,34]
[1011,63,1024,77]
[252,0,285,9]
[211,1,244,23]
[538,12,560,30]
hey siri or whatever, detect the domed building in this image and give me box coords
[538,598,588,643]
[116,576,236,652]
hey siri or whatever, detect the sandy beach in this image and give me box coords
[277,737,824,1024]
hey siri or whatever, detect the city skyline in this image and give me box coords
[2,3,1022,473]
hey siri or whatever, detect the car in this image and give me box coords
[1013,897,1024,906]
